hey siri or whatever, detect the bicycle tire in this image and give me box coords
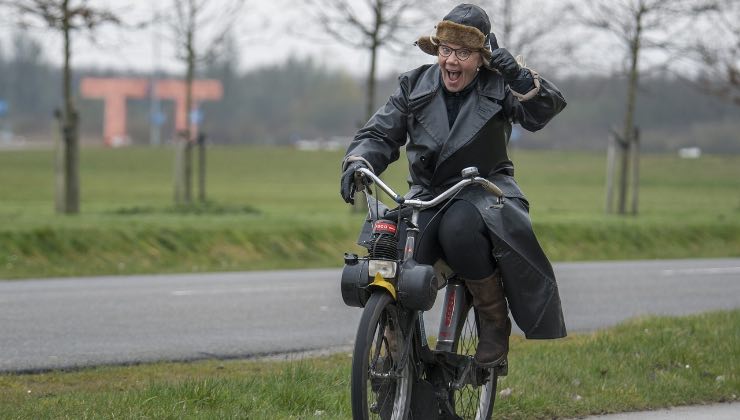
[351,292,413,420]
[451,304,497,419]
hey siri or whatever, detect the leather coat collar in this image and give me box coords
[408,64,505,111]
[407,65,506,175]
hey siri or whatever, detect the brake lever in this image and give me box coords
[353,171,371,193]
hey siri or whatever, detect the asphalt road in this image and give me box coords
[1,258,739,373]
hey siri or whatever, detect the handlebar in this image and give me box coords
[355,167,504,210]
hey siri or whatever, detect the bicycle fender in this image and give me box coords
[368,272,397,300]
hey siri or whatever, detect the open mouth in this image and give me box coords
[446,70,461,82]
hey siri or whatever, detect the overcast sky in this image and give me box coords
[0,0,725,79]
[1,0,442,77]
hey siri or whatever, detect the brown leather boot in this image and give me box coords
[465,272,511,367]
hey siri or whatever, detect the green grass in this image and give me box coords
[1,310,737,419]
[0,146,738,278]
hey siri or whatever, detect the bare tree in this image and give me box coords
[684,0,739,105]
[2,0,119,214]
[303,0,433,213]
[475,0,576,72]
[575,0,713,215]
[160,0,244,205]
[304,0,431,120]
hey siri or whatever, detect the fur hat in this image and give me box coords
[416,3,493,63]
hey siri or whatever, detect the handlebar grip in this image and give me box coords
[479,178,504,197]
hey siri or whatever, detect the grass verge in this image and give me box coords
[0,222,359,278]
[1,218,739,279]
[1,310,737,419]
[1,148,738,279]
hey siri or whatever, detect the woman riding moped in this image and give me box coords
[340,3,567,368]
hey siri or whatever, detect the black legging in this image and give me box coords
[409,200,497,281]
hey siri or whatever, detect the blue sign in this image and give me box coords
[0,100,7,117]
[151,110,166,126]
[189,108,203,125]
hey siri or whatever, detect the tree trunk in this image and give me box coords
[184,21,195,205]
[175,1,196,206]
[619,11,642,215]
[366,43,378,121]
[58,0,79,214]
[354,7,382,214]
[365,2,383,120]
[353,42,379,213]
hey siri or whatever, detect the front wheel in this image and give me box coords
[452,305,497,419]
[351,292,412,420]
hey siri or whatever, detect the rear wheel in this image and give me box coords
[451,304,497,419]
[351,292,412,420]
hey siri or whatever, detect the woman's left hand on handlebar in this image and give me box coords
[340,161,369,204]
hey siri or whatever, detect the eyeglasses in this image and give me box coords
[438,44,474,61]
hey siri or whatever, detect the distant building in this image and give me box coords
[294,136,351,151]
[80,78,222,146]
[678,147,701,159]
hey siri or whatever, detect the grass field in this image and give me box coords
[1,310,737,419]
[0,146,738,278]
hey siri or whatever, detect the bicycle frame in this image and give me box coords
[343,166,505,419]
[353,166,504,378]
[352,165,503,303]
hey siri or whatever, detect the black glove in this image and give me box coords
[489,47,534,94]
[340,161,368,204]
[489,48,521,82]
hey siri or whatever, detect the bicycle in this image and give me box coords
[341,166,508,419]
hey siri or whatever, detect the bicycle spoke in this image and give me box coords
[369,313,388,372]
[358,298,410,420]
[452,308,495,419]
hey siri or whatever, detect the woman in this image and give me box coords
[340,3,567,368]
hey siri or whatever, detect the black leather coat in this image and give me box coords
[344,64,567,339]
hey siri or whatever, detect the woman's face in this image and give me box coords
[438,42,483,92]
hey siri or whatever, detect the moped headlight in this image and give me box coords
[368,260,398,279]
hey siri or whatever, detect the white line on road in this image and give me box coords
[661,267,740,276]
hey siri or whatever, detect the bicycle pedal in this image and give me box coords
[496,360,508,377]
[369,402,380,414]
[468,366,489,387]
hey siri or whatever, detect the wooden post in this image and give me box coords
[617,130,630,215]
[630,127,640,215]
[173,133,186,205]
[605,132,617,214]
[197,133,206,203]
[64,110,80,213]
[184,139,193,204]
[53,109,65,213]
